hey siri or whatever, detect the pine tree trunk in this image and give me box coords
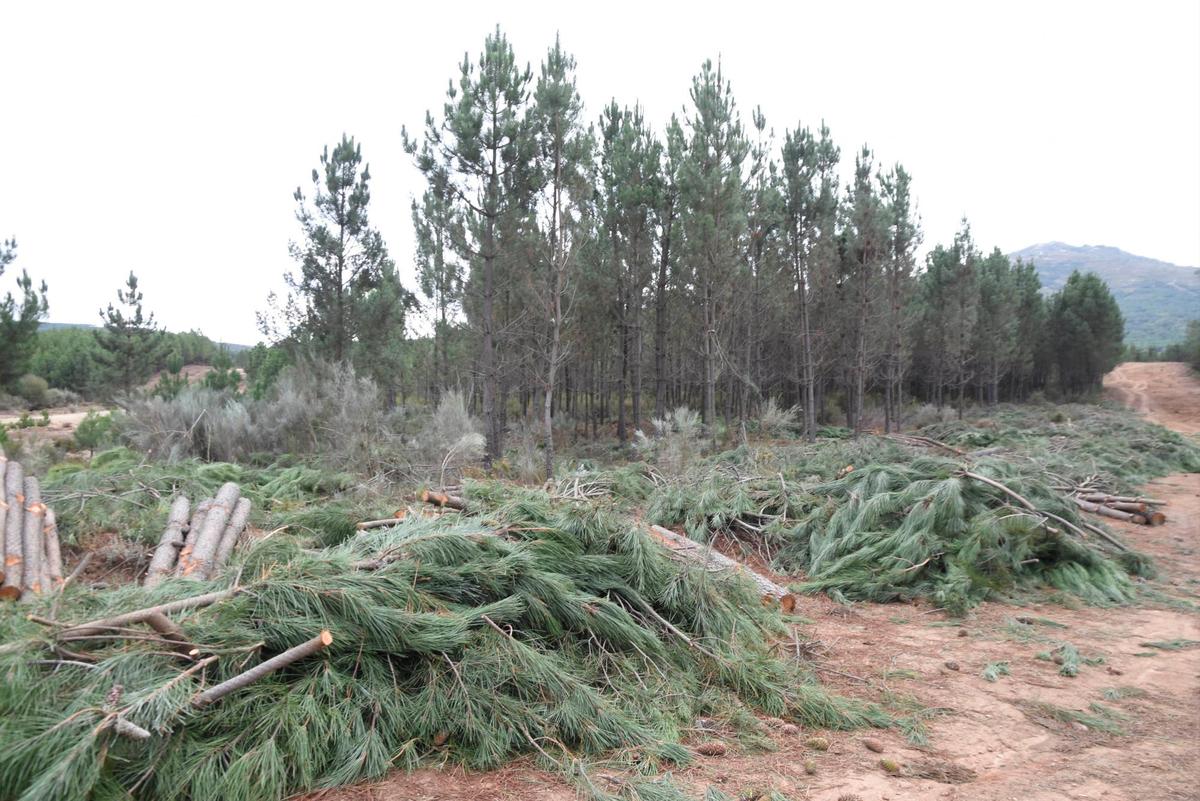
[654,199,673,420]
[181,483,241,580]
[2,461,23,599]
[21,477,45,596]
[646,525,796,611]
[0,456,7,581]
[176,499,213,577]
[43,507,63,589]
[145,496,191,588]
[213,497,252,573]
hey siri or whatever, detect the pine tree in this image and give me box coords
[974,248,1018,405]
[412,181,464,398]
[0,237,49,390]
[841,146,886,432]
[407,26,533,468]
[96,271,162,395]
[1048,271,1125,395]
[653,117,685,420]
[679,60,749,428]
[878,164,919,430]
[263,135,400,366]
[531,36,592,476]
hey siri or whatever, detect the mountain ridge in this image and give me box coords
[1008,242,1199,346]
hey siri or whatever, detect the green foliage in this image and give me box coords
[73,411,114,454]
[1047,271,1125,395]
[16,373,49,408]
[0,237,50,390]
[96,271,165,395]
[29,328,104,395]
[202,349,241,392]
[981,661,1010,682]
[1138,639,1199,651]
[0,486,882,801]
[242,344,290,400]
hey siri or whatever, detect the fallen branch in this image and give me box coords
[144,611,200,659]
[647,525,797,612]
[62,587,241,639]
[192,630,332,707]
[420,489,468,511]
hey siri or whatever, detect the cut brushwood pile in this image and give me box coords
[143,482,253,586]
[0,456,64,601]
[0,487,884,801]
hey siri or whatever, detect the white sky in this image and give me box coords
[2,0,1198,345]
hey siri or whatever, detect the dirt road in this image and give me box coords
[0,407,108,443]
[1105,361,1200,435]
[322,367,1200,801]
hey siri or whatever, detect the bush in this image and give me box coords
[411,390,485,483]
[635,406,704,476]
[16,373,49,408]
[0,392,26,412]
[756,397,799,437]
[73,410,114,454]
[44,387,81,407]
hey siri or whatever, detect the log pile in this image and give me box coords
[1070,492,1167,526]
[0,456,64,601]
[144,482,252,586]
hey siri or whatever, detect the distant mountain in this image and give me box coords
[38,322,251,353]
[1009,243,1200,347]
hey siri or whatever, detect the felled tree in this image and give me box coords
[0,237,49,390]
[96,271,163,395]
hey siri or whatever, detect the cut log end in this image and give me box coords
[0,586,21,602]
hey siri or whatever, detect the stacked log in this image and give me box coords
[0,460,64,601]
[1071,493,1166,526]
[149,485,251,586]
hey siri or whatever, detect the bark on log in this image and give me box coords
[356,518,405,531]
[145,496,191,588]
[420,489,468,511]
[144,611,200,658]
[647,525,797,612]
[212,497,252,575]
[2,461,24,599]
[1077,493,1166,506]
[61,587,240,638]
[1072,497,1146,524]
[1104,501,1148,514]
[21,477,45,597]
[43,508,63,588]
[0,455,7,570]
[192,630,332,707]
[175,499,213,577]
[182,483,240,580]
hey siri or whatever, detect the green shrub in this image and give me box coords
[16,373,49,408]
[73,411,114,454]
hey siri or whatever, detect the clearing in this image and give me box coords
[331,368,1200,801]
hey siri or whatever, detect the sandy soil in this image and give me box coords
[0,406,109,443]
[235,366,1200,800]
[1104,362,1200,435]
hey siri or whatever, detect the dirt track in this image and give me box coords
[322,365,1200,801]
[1105,361,1200,435]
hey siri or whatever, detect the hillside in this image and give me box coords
[1010,243,1200,346]
[38,322,251,353]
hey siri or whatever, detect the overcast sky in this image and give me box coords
[2,0,1197,345]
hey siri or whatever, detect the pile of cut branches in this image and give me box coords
[1,456,64,600]
[0,487,881,801]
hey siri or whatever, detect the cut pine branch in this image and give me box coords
[647,525,797,612]
[1076,493,1166,507]
[61,587,241,639]
[145,496,191,588]
[420,489,468,511]
[192,630,332,707]
[143,611,200,659]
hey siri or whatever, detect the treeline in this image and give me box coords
[387,29,1124,464]
[0,254,235,406]
[1124,320,1200,369]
